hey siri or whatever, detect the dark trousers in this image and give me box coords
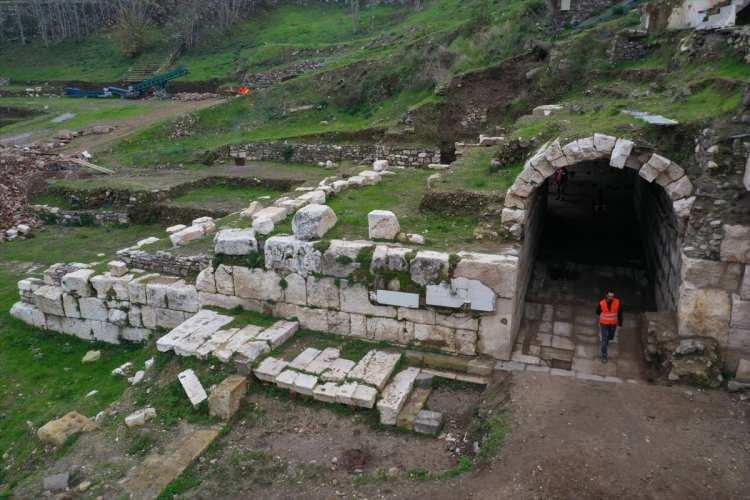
[600,324,616,360]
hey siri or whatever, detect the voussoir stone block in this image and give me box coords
[610,138,634,169]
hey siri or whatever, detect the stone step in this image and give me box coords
[405,349,494,376]
[396,386,432,430]
[420,368,489,385]
[377,367,421,426]
[349,350,401,390]
[156,310,233,353]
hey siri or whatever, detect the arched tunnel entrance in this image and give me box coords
[505,139,692,377]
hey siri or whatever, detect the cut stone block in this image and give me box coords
[233,340,270,364]
[275,369,299,390]
[108,260,128,277]
[410,251,449,285]
[79,297,108,321]
[368,210,400,240]
[37,411,96,446]
[170,225,205,247]
[208,375,248,420]
[305,347,341,375]
[321,357,357,383]
[451,277,495,312]
[166,282,200,313]
[195,267,216,294]
[125,407,156,427]
[376,290,419,308]
[313,382,340,403]
[336,381,358,405]
[255,320,299,348]
[348,350,401,390]
[306,276,340,309]
[289,347,322,371]
[194,328,236,359]
[396,386,432,429]
[736,359,750,383]
[252,206,288,223]
[10,301,47,329]
[426,282,468,308]
[127,273,160,304]
[156,309,233,353]
[178,369,208,406]
[61,269,95,298]
[34,285,65,316]
[291,372,318,395]
[414,410,443,435]
[213,325,264,363]
[146,276,182,308]
[214,228,257,256]
[351,384,378,408]
[264,235,322,277]
[254,356,289,382]
[609,138,634,169]
[233,267,283,301]
[377,367,420,425]
[292,204,337,241]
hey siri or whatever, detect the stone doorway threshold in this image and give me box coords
[508,301,648,381]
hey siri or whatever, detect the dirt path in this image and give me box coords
[59,98,224,155]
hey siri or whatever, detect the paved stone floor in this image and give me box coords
[511,301,647,380]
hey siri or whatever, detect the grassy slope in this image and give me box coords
[0,224,167,492]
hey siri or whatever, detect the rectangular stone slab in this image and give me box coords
[313,382,340,403]
[212,325,264,363]
[291,372,319,395]
[254,357,290,382]
[375,290,420,309]
[275,369,299,390]
[348,350,401,390]
[377,367,421,425]
[156,310,233,353]
[351,384,378,409]
[304,347,341,375]
[321,358,356,383]
[255,320,299,348]
[194,328,238,359]
[178,369,208,406]
[233,340,270,364]
[289,347,322,371]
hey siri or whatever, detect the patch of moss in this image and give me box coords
[313,239,331,252]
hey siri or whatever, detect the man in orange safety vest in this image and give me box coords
[596,290,622,364]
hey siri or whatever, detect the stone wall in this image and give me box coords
[550,0,621,26]
[635,176,681,312]
[10,264,201,345]
[31,205,130,227]
[243,60,326,88]
[116,249,211,278]
[231,142,441,167]
[608,29,649,65]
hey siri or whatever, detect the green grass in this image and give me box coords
[442,146,524,193]
[0,223,165,494]
[320,169,479,250]
[169,184,286,211]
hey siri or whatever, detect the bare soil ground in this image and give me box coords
[14,365,749,500]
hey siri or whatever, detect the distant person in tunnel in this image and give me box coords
[552,166,568,200]
[596,290,622,364]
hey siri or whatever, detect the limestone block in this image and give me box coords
[336,381,358,405]
[91,320,120,343]
[10,301,46,329]
[194,328,237,359]
[732,294,750,330]
[322,240,373,277]
[141,306,156,329]
[452,277,495,312]
[377,367,420,425]
[348,350,401,390]
[78,297,108,321]
[108,308,128,326]
[192,217,216,234]
[155,308,191,330]
[455,328,478,355]
[332,180,348,192]
[90,274,115,299]
[368,210,400,240]
[454,251,519,299]
[255,320,299,348]
[127,274,160,304]
[275,369,298,390]
[61,269,95,298]
[234,267,283,301]
[366,317,413,344]
[593,133,617,154]
[212,325,264,362]
[609,138,634,169]
[298,190,327,205]
[339,280,396,318]
[58,317,93,340]
[34,285,65,316]
[561,140,584,164]
[373,159,389,171]
[359,170,382,185]
[352,384,378,408]
[398,307,436,325]
[288,372,317,395]
[170,225,205,247]
[166,224,187,233]
[501,208,525,226]
[313,382,341,403]
[128,304,142,327]
[347,175,365,187]
[410,251,449,286]
[321,357,356,383]
[252,216,275,235]
[62,293,81,318]
[426,283,467,308]
[375,290,419,308]
[121,327,151,343]
[477,298,515,360]
[199,291,260,311]
[214,265,235,295]
[414,323,454,350]
[543,139,566,166]
[166,282,200,313]
[518,164,545,185]
[529,152,555,178]
[305,347,341,375]
[509,179,535,198]
[289,347,322,371]
[208,375,248,421]
[254,356,289,382]
[296,306,329,331]
[264,235,322,277]
[533,104,563,117]
[252,206,288,224]
[277,197,308,213]
[108,261,128,277]
[665,175,693,200]
[673,196,695,219]
[735,359,750,382]
[327,310,351,336]
[741,269,750,300]
[37,411,96,446]
[681,254,742,291]
[146,276,182,308]
[283,272,307,305]
[178,369,208,406]
[436,312,478,330]
[678,286,731,343]
[292,204,337,241]
[307,276,340,309]
[214,228,257,256]
[721,225,750,263]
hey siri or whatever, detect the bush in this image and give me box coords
[112,7,158,58]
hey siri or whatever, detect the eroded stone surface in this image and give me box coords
[348,350,401,390]
[377,367,420,425]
